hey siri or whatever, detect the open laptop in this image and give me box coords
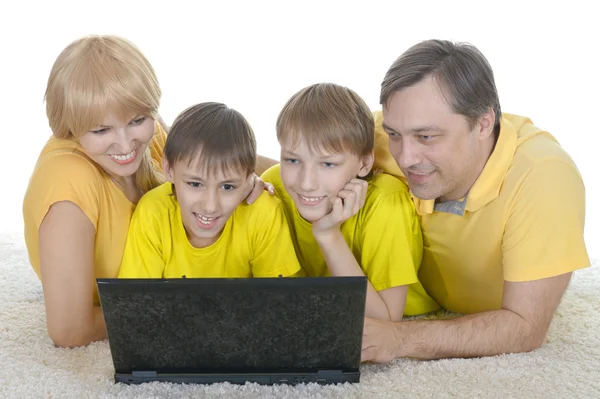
[97,276,367,385]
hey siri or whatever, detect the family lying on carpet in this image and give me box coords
[22,35,590,362]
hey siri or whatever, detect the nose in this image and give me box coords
[113,126,135,154]
[299,164,318,192]
[201,188,218,215]
[392,137,422,170]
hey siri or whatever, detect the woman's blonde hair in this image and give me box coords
[45,35,163,192]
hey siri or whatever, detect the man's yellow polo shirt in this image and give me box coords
[373,111,590,314]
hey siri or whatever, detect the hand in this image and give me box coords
[361,316,401,363]
[312,178,368,236]
[244,174,275,204]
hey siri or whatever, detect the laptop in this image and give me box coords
[97,276,367,385]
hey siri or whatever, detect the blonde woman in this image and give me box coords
[23,35,271,348]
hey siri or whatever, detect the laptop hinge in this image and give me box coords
[132,371,158,377]
[317,370,343,377]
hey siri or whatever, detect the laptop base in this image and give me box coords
[116,369,359,386]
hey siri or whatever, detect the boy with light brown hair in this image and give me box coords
[262,83,439,320]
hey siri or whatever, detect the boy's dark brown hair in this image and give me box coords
[164,102,256,177]
[276,83,374,156]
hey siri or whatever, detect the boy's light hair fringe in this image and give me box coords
[44,35,163,193]
[276,83,374,156]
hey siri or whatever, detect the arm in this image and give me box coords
[362,272,572,361]
[316,231,406,321]
[312,178,401,321]
[241,156,279,204]
[38,201,106,348]
[363,161,588,361]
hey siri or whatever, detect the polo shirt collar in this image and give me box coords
[412,115,518,215]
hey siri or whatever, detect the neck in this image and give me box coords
[111,174,142,203]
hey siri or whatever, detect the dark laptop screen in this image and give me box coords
[97,277,366,374]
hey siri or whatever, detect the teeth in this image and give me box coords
[195,213,217,225]
[300,195,324,203]
[109,149,136,161]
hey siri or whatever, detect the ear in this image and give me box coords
[357,151,374,178]
[161,156,175,183]
[477,108,496,140]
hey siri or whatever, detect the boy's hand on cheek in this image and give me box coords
[312,179,368,240]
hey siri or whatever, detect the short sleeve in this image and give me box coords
[503,161,590,281]
[249,196,303,278]
[25,153,101,231]
[358,183,421,291]
[118,196,166,278]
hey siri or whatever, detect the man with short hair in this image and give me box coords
[361,39,590,361]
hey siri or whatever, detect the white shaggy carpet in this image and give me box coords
[1,232,599,399]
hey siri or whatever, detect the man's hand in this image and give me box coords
[361,316,401,363]
[312,179,368,236]
[243,174,275,204]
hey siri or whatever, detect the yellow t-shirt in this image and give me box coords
[22,121,167,303]
[373,111,590,313]
[118,182,303,279]
[261,165,440,316]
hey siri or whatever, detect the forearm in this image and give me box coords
[316,231,391,320]
[392,309,543,360]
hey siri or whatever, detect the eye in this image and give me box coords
[130,116,146,125]
[420,135,434,142]
[322,162,336,168]
[91,127,110,134]
[187,182,201,188]
[221,184,236,191]
[285,158,299,164]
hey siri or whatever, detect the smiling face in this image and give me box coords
[78,112,155,181]
[279,137,372,222]
[164,158,253,248]
[382,76,495,202]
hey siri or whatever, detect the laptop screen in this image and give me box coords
[97,277,366,374]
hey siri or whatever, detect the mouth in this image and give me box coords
[407,170,435,183]
[108,149,138,165]
[297,193,327,206]
[193,212,220,229]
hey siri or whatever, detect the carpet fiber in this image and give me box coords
[1,232,598,398]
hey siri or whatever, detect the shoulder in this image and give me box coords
[32,138,103,181]
[358,173,416,221]
[364,173,412,207]
[260,164,282,187]
[25,138,105,202]
[237,191,284,216]
[135,182,177,216]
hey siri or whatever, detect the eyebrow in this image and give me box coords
[94,115,143,129]
[281,150,343,160]
[181,174,243,184]
[382,123,446,134]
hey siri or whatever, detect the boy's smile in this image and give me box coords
[279,138,371,223]
[164,159,252,248]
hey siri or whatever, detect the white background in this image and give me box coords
[1,0,598,257]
